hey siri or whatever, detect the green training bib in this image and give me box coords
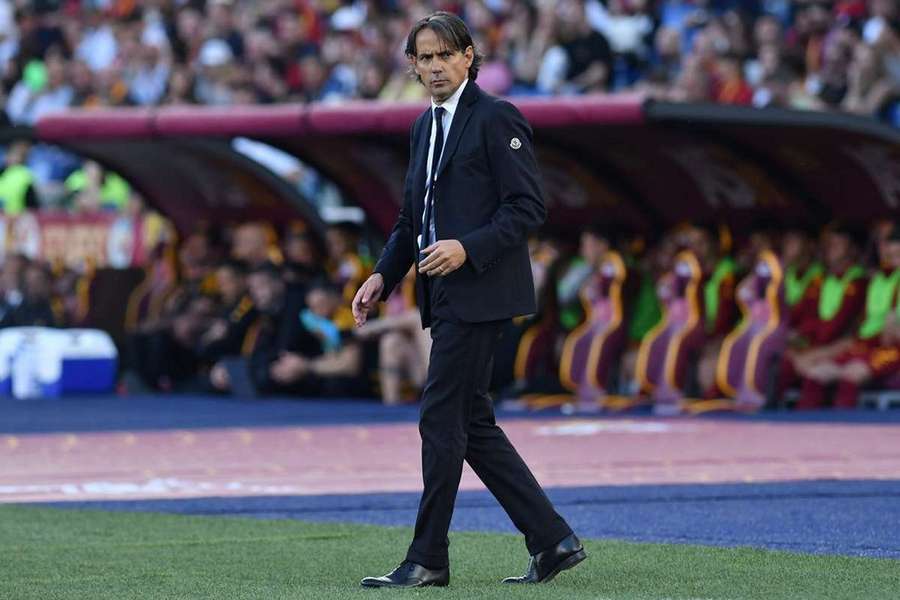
[858,269,900,339]
[818,265,865,322]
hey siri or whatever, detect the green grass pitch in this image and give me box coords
[1,505,897,599]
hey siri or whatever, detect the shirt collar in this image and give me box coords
[431,78,468,120]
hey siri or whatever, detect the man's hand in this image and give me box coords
[419,240,467,277]
[352,273,385,327]
[270,352,308,384]
[841,360,872,384]
[210,362,231,391]
[202,320,229,344]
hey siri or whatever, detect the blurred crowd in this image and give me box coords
[513,219,900,411]
[0,0,896,127]
[0,139,138,214]
[0,252,85,328]
[119,220,384,398]
[3,213,900,410]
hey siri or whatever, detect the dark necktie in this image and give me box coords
[420,106,445,252]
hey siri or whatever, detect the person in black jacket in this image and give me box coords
[196,260,257,363]
[210,263,322,396]
[353,12,582,590]
[4,262,58,327]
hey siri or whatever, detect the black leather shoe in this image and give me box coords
[360,561,449,588]
[502,533,586,584]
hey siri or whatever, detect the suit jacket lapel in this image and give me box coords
[412,110,432,223]
[435,81,479,181]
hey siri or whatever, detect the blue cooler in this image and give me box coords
[36,329,118,397]
[0,327,118,399]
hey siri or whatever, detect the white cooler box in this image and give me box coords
[0,327,118,398]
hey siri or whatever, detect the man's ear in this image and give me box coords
[464,46,474,67]
[408,54,422,83]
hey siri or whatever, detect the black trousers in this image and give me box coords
[405,279,572,568]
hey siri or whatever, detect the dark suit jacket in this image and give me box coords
[373,81,547,327]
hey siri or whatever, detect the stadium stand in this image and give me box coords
[0,2,898,411]
[0,0,897,122]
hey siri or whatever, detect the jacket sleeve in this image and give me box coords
[373,118,419,301]
[459,100,547,275]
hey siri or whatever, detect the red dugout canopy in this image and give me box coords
[35,95,900,237]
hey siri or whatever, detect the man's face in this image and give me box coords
[285,236,315,265]
[579,232,609,266]
[232,225,268,264]
[883,240,900,270]
[412,27,473,103]
[685,228,713,260]
[325,228,350,260]
[247,272,283,313]
[216,267,244,302]
[306,288,339,319]
[824,233,852,268]
[781,232,807,265]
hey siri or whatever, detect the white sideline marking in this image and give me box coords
[0,478,304,498]
[535,420,697,436]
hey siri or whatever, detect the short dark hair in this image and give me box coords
[886,223,900,243]
[405,11,483,82]
[247,262,282,281]
[825,220,867,248]
[307,277,340,296]
[218,259,248,276]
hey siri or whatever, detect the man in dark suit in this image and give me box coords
[352,11,584,589]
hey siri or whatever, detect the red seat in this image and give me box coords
[558,251,627,406]
[635,250,705,414]
[712,249,788,411]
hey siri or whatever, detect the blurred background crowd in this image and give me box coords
[0,0,897,126]
[4,212,899,411]
[0,0,898,411]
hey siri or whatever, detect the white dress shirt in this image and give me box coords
[418,78,469,250]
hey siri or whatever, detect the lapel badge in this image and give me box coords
[510,137,522,150]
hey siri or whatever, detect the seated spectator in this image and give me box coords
[714,53,753,105]
[51,263,90,328]
[277,281,366,397]
[0,141,38,216]
[6,50,73,125]
[356,267,431,404]
[0,253,27,324]
[2,261,59,328]
[282,227,327,293]
[619,232,673,391]
[538,0,613,94]
[196,260,257,364]
[797,224,900,409]
[231,222,278,268]
[557,224,611,331]
[683,226,738,397]
[780,223,868,404]
[64,160,131,212]
[128,291,215,392]
[126,230,219,391]
[210,263,322,396]
[781,227,825,330]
